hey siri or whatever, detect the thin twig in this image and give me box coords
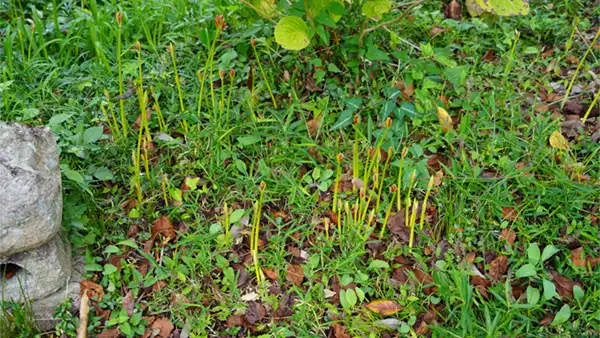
[391,0,426,10]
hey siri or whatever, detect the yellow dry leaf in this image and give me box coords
[437,106,454,132]
[549,130,568,150]
[365,300,403,316]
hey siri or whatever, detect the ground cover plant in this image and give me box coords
[1,0,600,337]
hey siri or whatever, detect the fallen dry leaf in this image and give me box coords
[133,107,152,130]
[151,216,176,242]
[262,267,278,281]
[488,255,508,282]
[502,207,518,221]
[307,115,323,137]
[80,280,104,302]
[540,313,554,326]
[331,323,351,338]
[122,290,134,316]
[151,317,174,338]
[500,228,516,246]
[365,300,403,316]
[286,264,304,286]
[226,314,246,328]
[98,328,120,338]
[550,272,581,299]
[274,293,295,321]
[572,247,586,267]
[549,130,568,150]
[245,301,266,324]
[437,106,454,132]
[444,0,462,19]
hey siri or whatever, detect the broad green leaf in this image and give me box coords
[83,126,104,144]
[515,263,536,278]
[362,0,392,20]
[63,169,85,184]
[117,239,139,249]
[573,285,584,301]
[527,243,541,265]
[328,0,346,22]
[104,245,120,254]
[365,45,389,61]
[251,0,277,18]
[103,264,118,275]
[0,80,14,93]
[310,0,332,16]
[184,177,200,191]
[541,245,560,262]
[330,111,353,131]
[275,16,310,51]
[543,279,557,300]
[526,286,540,305]
[345,288,357,307]
[238,135,261,146]
[552,304,571,326]
[368,260,390,270]
[474,0,530,16]
[340,289,349,308]
[93,167,114,181]
[444,66,469,87]
[230,209,246,223]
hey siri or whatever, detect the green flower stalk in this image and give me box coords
[419,175,435,231]
[116,11,128,138]
[250,38,277,108]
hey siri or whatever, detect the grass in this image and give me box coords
[1,0,600,337]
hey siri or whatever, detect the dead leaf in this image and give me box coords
[262,267,278,281]
[444,0,462,19]
[502,207,518,221]
[170,293,190,307]
[430,26,447,38]
[433,170,444,186]
[274,293,295,321]
[500,228,516,246]
[549,130,568,150]
[127,225,140,238]
[365,300,403,316]
[437,106,454,132]
[387,212,409,242]
[488,255,508,282]
[226,315,246,328]
[80,280,104,302]
[550,272,581,299]
[535,104,550,113]
[286,264,304,286]
[133,108,152,130]
[307,115,323,137]
[565,55,579,65]
[331,323,351,338]
[151,317,174,338]
[122,290,134,316]
[283,70,291,82]
[572,247,586,267]
[98,328,120,338]
[151,216,176,242]
[540,313,554,326]
[482,49,496,62]
[245,301,266,324]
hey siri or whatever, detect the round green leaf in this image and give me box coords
[362,0,392,20]
[275,16,310,51]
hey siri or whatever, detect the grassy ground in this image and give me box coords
[1,0,600,337]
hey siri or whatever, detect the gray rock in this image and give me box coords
[32,256,84,331]
[0,122,62,256]
[1,235,71,302]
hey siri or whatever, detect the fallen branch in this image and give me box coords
[76,292,90,338]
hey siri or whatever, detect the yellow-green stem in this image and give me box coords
[562,27,600,109]
[419,176,435,230]
[251,42,277,108]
